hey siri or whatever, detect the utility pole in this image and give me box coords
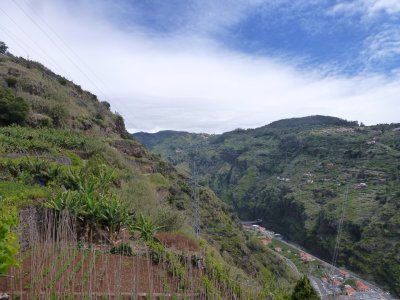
[190,149,201,238]
[330,183,350,298]
[331,184,349,269]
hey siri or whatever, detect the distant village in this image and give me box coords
[243,223,393,300]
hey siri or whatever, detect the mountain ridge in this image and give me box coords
[133,116,400,297]
[133,115,377,150]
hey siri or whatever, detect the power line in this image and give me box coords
[9,0,110,102]
[330,183,351,299]
[331,184,349,269]
[11,0,136,117]
[18,0,113,93]
[2,1,133,119]
[0,6,71,78]
[0,23,60,72]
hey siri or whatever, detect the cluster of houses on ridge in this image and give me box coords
[242,224,318,263]
[242,224,281,246]
[242,221,391,299]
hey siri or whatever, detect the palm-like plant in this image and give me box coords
[79,189,103,242]
[99,196,130,244]
[46,162,131,243]
[66,163,115,194]
[45,191,83,216]
[130,214,164,242]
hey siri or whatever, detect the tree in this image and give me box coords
[0,41,7,54]
[291,276,320,300]
[0,88,30,126]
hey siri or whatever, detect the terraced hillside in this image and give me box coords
[134,116,400,296]
[0,53,297,299]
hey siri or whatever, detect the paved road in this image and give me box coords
[273,237,397,300]
[275,252,301,278]
[310,275,330,300]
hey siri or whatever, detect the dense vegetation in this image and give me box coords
[0,88,29,126]
[134,115,400,296]
[291,276,319,300]
[0,49,297,298]
[0,197,19,274]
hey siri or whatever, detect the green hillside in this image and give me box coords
[0,52,297,298]
[134,116,400,296]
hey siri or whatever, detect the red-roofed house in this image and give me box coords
[339,269,350,279]
[345,285,356,296]
[332,279,341,286]
[299,251,315,262]
[356,280,369,292]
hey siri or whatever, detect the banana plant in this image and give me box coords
[45,191,83,216]
[98,196,130,244]
[130,213,164,242]
[79,190,103,242]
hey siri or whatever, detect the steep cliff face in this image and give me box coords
[134,116,400,296]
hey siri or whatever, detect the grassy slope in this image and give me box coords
[134,116,400,296]
[0,54,296,298]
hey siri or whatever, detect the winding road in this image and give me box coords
[272,237,397,300]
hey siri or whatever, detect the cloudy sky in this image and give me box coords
[1,0,400,133]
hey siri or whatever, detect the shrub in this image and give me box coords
[0,88,29,126]
[148,241,166,264]
[27,113,53,128]
[48,105,67,127]
[0,41,7,54]
[153,207,185,232]
[110,243,134,256]
[101,101,110,110]
[291,276,319,300]
[247,235,264,252]
[57,77,67,85]
[5,77,17,88]
[114,113,130,139]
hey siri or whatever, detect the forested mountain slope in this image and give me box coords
[0,52,297,298]
[134,116,400,296]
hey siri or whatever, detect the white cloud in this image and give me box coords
[370,0,400,14]
[0,0,399,133]
[330,0,400,17]
[362,25,400,66]
[328,1,400,71]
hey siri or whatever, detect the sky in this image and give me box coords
[0,0,400,133]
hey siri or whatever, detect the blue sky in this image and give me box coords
[1,0,400,132]
[99,0,400,75]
